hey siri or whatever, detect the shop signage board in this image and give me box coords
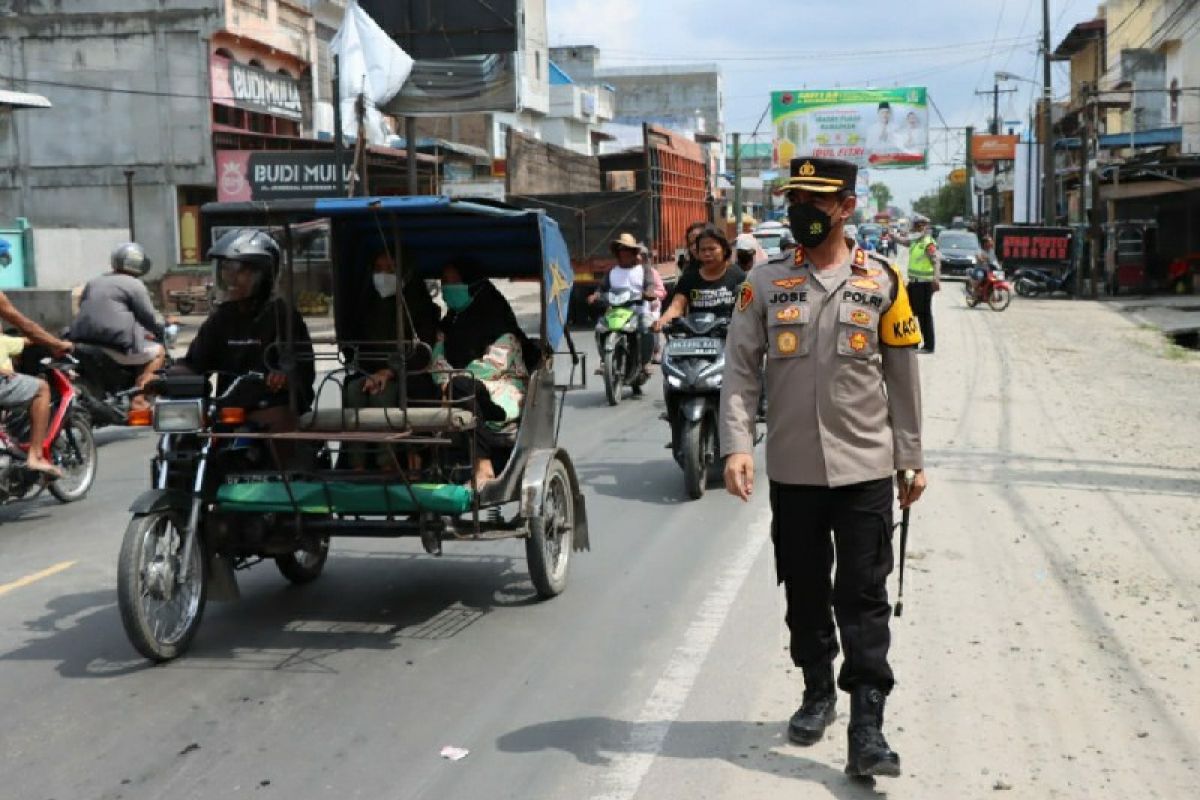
[971,134,1019,161]
[211,55,303,122]
[216,151,354,202]
[771,87,928,169]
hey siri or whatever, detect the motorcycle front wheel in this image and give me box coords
[603,344,625,406]
[988,286,1013,311]
[49,411,97,503]
[680,419,708,500]
[964,283,980,308]
[117,511,207,662]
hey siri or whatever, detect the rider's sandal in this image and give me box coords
[27,462,63,481]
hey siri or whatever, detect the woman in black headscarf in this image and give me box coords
[431,257,536,487]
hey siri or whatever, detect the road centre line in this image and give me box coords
[0,561,77,598]
[591,509,770,800]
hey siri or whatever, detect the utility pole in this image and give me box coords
[123,169,136,240]
[964,126,974,224]
[732,132,742,234]
[1042,0,1056,225]
[332,55,346,196]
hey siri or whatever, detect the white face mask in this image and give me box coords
[373,272,397,298]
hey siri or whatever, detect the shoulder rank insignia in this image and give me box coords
[851,278,880,291]
[773,276,807,290]
[736,281,755,312]
[853,249,866,267]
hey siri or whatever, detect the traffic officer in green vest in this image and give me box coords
[904,214,940,353]
[719,156,926,779]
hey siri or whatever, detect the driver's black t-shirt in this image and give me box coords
[673,264,747,318]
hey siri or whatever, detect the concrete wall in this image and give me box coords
[506,128,599,193]
[595,67,723,140]
[0,3,223,281]
[3,288,75,333]
[31,227,131,290]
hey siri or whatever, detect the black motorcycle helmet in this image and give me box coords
[208,228,281,308]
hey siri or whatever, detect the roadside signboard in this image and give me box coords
[971,134,1019,161]
[949,167,968,185]
[771,87,928,169]
[216,151,354,203]
[210,55,303,122]
[994,225,1073,268]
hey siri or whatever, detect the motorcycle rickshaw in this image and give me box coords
[117,196,589,662]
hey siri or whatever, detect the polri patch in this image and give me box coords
[849,331,869,352]
[736,281,755,312]
[850,309,872,326]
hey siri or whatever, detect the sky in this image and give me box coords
[546,0,1105,212]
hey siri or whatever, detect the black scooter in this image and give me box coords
[70,323,178,428]
[1014,267,1075,298]
[661,313,728,500]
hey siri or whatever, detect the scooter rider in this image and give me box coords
[589,233,659,375]
[69,243,170,411]
[177,228,315,431]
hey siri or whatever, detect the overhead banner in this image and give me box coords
[972,134,1019,161]
[216,150,354,203]
[211,55,303,122]
[772,87,928,169]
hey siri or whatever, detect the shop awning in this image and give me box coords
[1055,126,1183,151]
[0,89,51,109]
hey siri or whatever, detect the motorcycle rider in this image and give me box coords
[735,234,761,271]
[69,243,171,411]
[968,235,999,298]
[589,233,660,378]
[0,294,73,477]
[176,229,315,432]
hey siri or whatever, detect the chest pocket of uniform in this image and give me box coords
[767,302,811,358]
[836,303,879,358]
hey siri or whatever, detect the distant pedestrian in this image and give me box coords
[904,215,940,353]
[720,156,926,780]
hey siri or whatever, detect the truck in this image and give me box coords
[506,124,711,323]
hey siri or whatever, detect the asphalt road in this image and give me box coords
[2,277,1199,799]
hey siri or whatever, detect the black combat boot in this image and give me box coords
[787,664,837,745]
[845,686,901,778]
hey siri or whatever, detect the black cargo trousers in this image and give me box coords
[769,477,896,694]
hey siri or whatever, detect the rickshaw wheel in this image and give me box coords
[526,457,574,598]
[117,511,207,662]
[275,535,330,584]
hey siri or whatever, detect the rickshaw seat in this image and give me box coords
[299,407,476,432]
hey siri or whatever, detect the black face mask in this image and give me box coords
[788,202,835,248]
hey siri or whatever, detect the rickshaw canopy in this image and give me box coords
[200,196,576,350]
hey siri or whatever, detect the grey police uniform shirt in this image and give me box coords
[719,243,924,487]
[69,272,164,354]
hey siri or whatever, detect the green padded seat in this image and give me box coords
[215,481,474,515]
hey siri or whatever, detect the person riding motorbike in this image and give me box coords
[967,236,999,299]
[734,233,760,271]
[174,228,315,433]
[655,226,747,332]
[68,243,171,411]
[0,292,73,477]
[589,233,660,377]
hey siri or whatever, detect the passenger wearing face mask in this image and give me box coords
[342,248,440,468]
[719,157,927,781]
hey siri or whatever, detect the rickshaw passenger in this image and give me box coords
[179,229,315,432]
[427,258,535,487]
[343,249,441,468]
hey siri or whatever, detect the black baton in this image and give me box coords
[894,470,914,618]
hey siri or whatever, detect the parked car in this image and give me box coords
[936,229,982,279]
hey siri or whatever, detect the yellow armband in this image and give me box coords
[880,280,922,346]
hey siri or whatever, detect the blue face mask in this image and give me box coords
[443,283,472,312]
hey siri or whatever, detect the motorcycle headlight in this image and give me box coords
[699,372,723,389]
[154,399,205,433]
[667,375,682,389]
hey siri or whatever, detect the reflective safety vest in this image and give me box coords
[908,235,936,280]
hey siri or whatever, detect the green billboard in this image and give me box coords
[772,87,928,170]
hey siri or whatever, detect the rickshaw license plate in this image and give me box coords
[668,338,721,356]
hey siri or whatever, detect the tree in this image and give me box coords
[913,179,969,225]
[869,182,893,214]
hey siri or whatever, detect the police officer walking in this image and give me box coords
[719,157,926,779]
[903,214,940,353]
